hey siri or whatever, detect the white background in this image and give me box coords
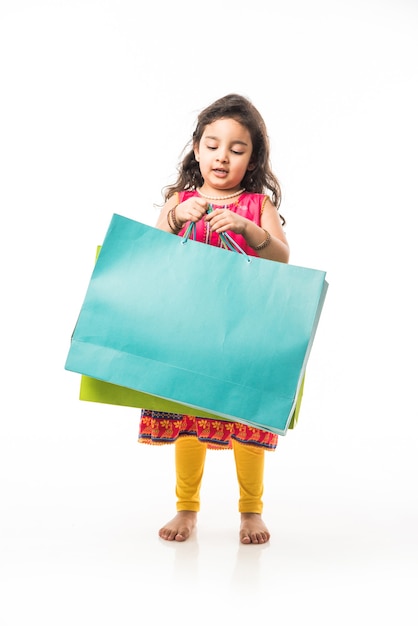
[1,0,417,624]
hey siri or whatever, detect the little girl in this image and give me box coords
[138,93,290,544]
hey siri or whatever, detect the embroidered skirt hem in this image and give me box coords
[138,411,278,451]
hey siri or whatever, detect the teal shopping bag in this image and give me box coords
[77,245,305,429]
[65,214,327,435]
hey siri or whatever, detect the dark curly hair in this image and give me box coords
[163,93,285,224]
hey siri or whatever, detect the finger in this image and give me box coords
[205,209,220,223]
[190,209,208,222]
[196,198,209,211]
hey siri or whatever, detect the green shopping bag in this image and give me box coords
[65,214,327,435]
[79,373,304,428]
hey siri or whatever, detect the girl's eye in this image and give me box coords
[205,145,244,155]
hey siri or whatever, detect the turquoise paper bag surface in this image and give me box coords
[77,244,304,429]
[65,214,327,435]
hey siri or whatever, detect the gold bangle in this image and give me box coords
[253,229,271,251]
[171,205,182,231]
[167,205,181,233]
[167,209,176,232]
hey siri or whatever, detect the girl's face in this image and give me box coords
[194,117,254,191]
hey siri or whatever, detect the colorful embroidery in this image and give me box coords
[139,411,278,451]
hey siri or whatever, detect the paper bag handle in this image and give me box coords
[182,205,250,261]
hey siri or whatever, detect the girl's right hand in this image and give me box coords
[175,197,208,225]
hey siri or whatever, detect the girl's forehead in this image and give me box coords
[202,117,251,141]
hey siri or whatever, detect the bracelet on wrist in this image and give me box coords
[171,205,182,231]
[167,205,181,233]
[253,228,271,251]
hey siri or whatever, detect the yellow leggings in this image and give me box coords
[175,437,265,514]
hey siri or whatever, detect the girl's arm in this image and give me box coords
[243,197,289,263]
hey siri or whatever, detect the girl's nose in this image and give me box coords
[216,149,228,162]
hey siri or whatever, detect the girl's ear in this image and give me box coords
[193,143,200,162]
[247,162,256,171]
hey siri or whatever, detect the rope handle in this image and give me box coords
[181,205,250,262]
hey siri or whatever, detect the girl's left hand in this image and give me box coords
[205,208,248,235]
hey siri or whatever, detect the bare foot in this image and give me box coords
[158,511,197,542]
[240,513,270,545]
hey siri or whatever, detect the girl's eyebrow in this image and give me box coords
[204,134,249,147]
